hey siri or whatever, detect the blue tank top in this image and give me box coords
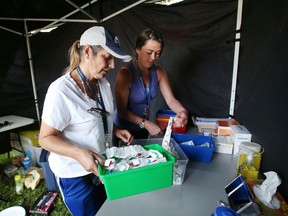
[114,61,159,131]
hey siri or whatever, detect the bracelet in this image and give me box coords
[139,119,145,129]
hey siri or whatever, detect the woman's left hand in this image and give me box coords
[115,128,134,145]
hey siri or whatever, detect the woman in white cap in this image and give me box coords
[39,26,133,216]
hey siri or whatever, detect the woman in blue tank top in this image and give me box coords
[114,28,188,140]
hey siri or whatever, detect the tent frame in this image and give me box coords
[229,0,243,116]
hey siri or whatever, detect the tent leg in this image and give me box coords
[24,20,41,124]
[229,0,243,116]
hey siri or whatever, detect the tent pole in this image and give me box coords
[24,20,41,124]
[0,17,99,23]
[65,0,99,21]
[229,0,243,116]
[102,0,146,22]
[29,0,100,36]
[0,25,23,36]
[65,0,146,23]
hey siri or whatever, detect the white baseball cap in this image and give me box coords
[80,26,132,62]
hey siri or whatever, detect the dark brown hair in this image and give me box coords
[135,28,164,56]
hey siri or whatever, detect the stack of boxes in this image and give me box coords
[214,123,252,155]
[212,135,234,154]
[194,117,252,155]
[193,117,264,179]
[230,125,252,155]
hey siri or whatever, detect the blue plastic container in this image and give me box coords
[225,175,254,213]
[171,133,215,163]
[212,206,240,216]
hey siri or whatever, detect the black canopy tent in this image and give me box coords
[0,0,243,122]
[0,0,241,120]
[0,0,287,201]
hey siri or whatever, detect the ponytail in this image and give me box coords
[64,40,83,74]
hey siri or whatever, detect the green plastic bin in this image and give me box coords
[98,144,176,200]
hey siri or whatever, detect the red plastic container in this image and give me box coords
[156,110,186,134]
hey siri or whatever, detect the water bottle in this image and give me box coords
[14,174,24,195]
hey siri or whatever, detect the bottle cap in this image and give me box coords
[14,174,22,181]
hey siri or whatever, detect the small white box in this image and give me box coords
[230,125,252,154]
[194,117,218,133]
[216,119,239,135]
[212,135,234,154]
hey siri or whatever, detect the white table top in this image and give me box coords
[97,152,237,216]
[0,115,35,133]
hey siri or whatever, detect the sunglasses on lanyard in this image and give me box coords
[87,108,110,117]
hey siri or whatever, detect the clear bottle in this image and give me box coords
[14,174,24,195]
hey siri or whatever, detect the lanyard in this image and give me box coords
[77,66,108,134]
[136,59,151,118]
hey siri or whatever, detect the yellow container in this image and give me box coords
[238,152,262,170]
[236,142,263,179]
[19,130,39,147]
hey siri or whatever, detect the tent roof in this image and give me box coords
[0,0,145,34]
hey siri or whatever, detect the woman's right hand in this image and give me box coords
[144,120,163,136]
[76,149,105,176]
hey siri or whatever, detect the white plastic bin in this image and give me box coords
[20,134,42,167]
[120,138,189,185]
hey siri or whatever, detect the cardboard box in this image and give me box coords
[171,133,215,163]
[217,119,239,135]
[193,117,228,133]
[230,125,252,154]
[213,135,234,154]
[98,144,175,200]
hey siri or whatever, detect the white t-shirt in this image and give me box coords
[41,72,114,178]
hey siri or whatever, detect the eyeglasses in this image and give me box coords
[0,121,10,127]
[87,108,110,117]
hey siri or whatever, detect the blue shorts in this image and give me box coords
[58,174,106,216]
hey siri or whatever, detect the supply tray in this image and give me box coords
[172,133,215,163]
[98,144,175,200]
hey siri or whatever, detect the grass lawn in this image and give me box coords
[0,152,71,215]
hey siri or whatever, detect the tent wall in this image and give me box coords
[0,0,287,199]
[235,0,288,200]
